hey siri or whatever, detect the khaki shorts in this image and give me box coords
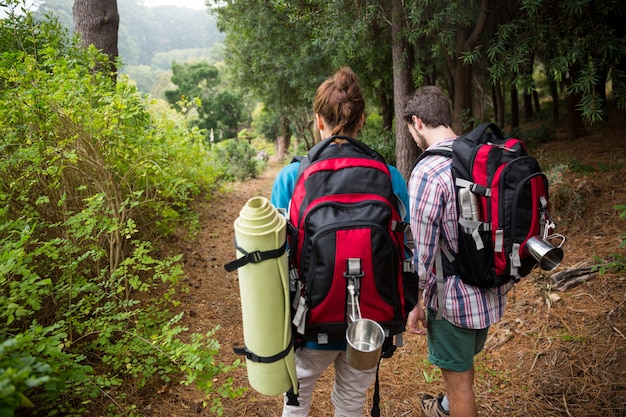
[426,308,488,372]
[282,347,377,417]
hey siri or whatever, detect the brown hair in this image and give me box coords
[313,67,365,137]
[402,85,453,128]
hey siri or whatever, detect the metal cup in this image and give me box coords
[346,319,385,370]
[526,235,564,271]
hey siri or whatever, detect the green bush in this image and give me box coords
[509,123,556,148]
[0,4,242,415]
[213,138,263,181]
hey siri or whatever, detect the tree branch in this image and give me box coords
[463,0,491,51]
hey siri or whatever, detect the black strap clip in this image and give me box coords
[233,337,295,364]
[224,240,287,272]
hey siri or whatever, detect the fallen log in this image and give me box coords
[550,266,596,291]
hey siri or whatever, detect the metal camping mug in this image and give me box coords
[526,235,564,271]
[346,318,385,371]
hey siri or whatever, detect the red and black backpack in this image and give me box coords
[288,135,416,345]
[415,122,559,289]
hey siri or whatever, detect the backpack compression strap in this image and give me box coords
[233,338,300,407]
[233,336,295,363]
[224,240,287,272]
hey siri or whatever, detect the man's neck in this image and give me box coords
[426,126,457,147]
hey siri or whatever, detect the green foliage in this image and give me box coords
[0,330,57,416]
[509,123,557,148]
[36,0,224,67]
[420,359,441,384]
[251,104,281,142]
[458,108,478,134]
[568,158,597,173]
[213,139,263,181]
[209,0,626,158]
[36,0,225,96]
[209,0,331,144]
[493,0,626,124]
[554,157,623,175]
[360,112,397,166]
[0,5,242,415]
[300,1,395,119]
[592,252,626,274]
[405,0,492,99]
[166,61,245,140]
[152,46,225,71]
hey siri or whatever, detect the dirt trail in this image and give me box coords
[154,122,626,416]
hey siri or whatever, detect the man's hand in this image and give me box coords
[407,304,427,335]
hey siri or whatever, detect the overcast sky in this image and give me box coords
[141,0,208,10]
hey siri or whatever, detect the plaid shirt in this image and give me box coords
[408,138,507,329]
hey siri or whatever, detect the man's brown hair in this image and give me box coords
[402,85,452,128]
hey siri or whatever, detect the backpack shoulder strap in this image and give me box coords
[433,239,459,320]
[308,135,384,162]
[411,144,453,173]
[298,135,388,179]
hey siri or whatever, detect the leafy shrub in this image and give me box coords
[568,157,596,173]
[509,123,556,148]
[0,4,242,415]
[212,138,263,181]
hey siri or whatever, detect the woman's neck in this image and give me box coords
[321,130,358,140]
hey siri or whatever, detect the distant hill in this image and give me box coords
[34,0,225,95]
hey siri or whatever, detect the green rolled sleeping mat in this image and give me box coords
[228,196,297,396]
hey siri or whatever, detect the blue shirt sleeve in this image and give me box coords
[389,165,410,223]
[270,161,300,210]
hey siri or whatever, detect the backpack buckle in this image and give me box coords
[344,258,364,278]
[344,258,364,322]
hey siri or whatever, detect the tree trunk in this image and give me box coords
[548,73,560,127]
[564,64,587,139]
[275,137,285,162]
[596,67,608,122]
[565,93,587,140]
[451,60,474,133]
[493,82,505,127]
[447,0,491,134]
[524,92,533,122]
[380,91,394,132]
[473,76,486,122]
[510,83,519,130]
[391,0,418,180]
[275,116,291,162]
[523,54,535,122]
[73,0,119,77]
